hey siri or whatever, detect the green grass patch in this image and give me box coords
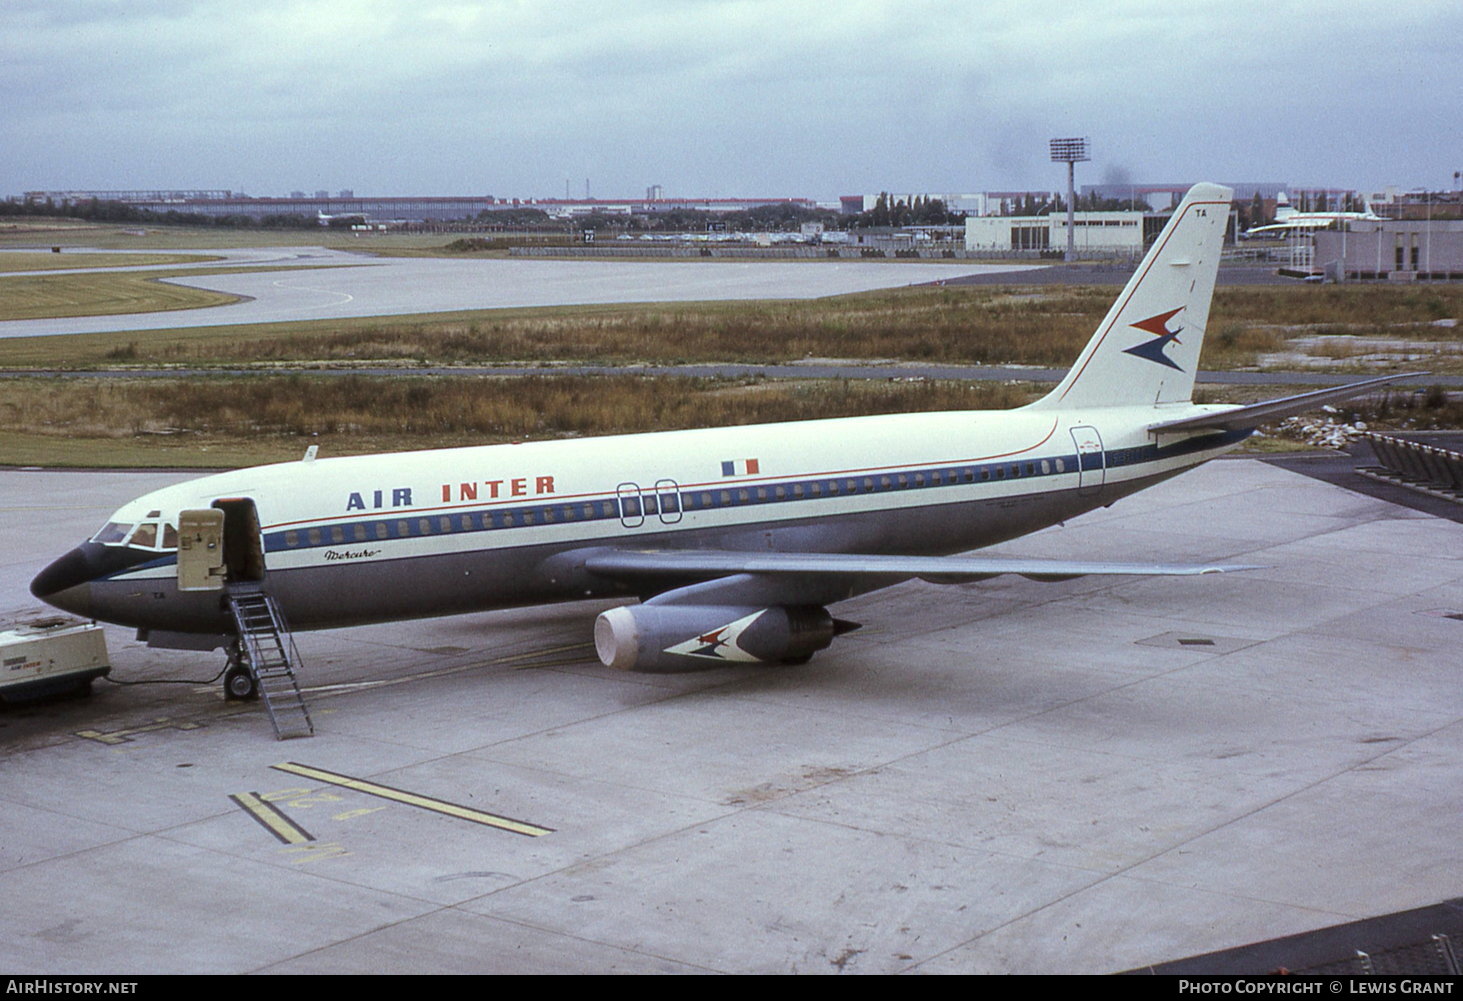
[0,263,372,322]
[0,251,222,272]
[0,271,241,320]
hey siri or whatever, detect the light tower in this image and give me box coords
[1049,137,1090,261]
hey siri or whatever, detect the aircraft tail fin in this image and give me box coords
[1028,182,1232,412]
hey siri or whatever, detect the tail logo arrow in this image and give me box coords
[1123,307,1186,371]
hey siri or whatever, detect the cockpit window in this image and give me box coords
[92,522,133,545]
[90,520,178,551]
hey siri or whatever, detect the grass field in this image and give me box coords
[0,251,221,272]
[1,281,1457,372]
[0,224,1456,468]
[0,375,1040,467]
[0,263,371,322]
[3,372,1456,469]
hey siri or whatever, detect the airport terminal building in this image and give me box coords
[1311,219,1463,281]
[964,210,1147,254]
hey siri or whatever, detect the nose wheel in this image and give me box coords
[223,640,258,701]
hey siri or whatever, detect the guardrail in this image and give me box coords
[1358,432,1463,503]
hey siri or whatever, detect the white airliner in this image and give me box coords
[1243,191,1382,237]
[32,183,1413,691]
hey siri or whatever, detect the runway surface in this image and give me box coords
[2,460,1459,973]
[0,248,1037,339]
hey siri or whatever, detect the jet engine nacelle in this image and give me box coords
[594,603,850,672]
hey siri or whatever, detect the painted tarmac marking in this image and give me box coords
[229,791,315,845]
[271,761,554,837]
[75,717,204,745]
[281,841,350,864]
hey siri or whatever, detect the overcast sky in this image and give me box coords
[3,0,1459,201]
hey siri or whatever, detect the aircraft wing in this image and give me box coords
[583,549,1262,586]
[1148,373,1425,435]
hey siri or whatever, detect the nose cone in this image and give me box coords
[31,546,99,618]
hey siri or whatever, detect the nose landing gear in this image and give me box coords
[223,638,258,701]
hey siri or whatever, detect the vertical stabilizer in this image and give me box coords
[1028,182,1232,411]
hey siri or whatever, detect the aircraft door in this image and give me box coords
[211,497,267,583]
[616,482,645,528]
[1069,425,1106,496]
[176,509,226,592]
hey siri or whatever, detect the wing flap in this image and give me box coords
[1148,373,1424,435]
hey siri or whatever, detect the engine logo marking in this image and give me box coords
[663,610,767,663]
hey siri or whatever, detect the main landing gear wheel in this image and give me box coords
[224,666,258,701]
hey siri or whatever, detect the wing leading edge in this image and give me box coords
[585,549,1263,586]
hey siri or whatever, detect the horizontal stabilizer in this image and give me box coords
[1148,373,1425,435]
[584,549,1263,586]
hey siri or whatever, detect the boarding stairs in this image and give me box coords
[226,585,314,739]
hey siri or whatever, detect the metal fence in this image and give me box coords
[1359,432,1463,503]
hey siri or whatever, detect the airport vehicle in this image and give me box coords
[1243,191,1382,237]
[0,618,110,703]
[31,183,1413,686]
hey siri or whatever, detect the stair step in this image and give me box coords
[226,588,314,741]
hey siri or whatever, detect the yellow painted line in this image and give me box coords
[75,718,204,745]
[271,762,553,837]
[230,791,314,844]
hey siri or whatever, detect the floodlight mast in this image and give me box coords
[1049,137,1091,262]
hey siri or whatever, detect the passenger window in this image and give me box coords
[355,524,368,541]
[375,523,388,540]
[1055,458,1066,473]
[286,531,299,547]
[331,526,345,543]
[308,528,322,545]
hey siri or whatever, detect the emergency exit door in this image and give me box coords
[1070,425,1106,496]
